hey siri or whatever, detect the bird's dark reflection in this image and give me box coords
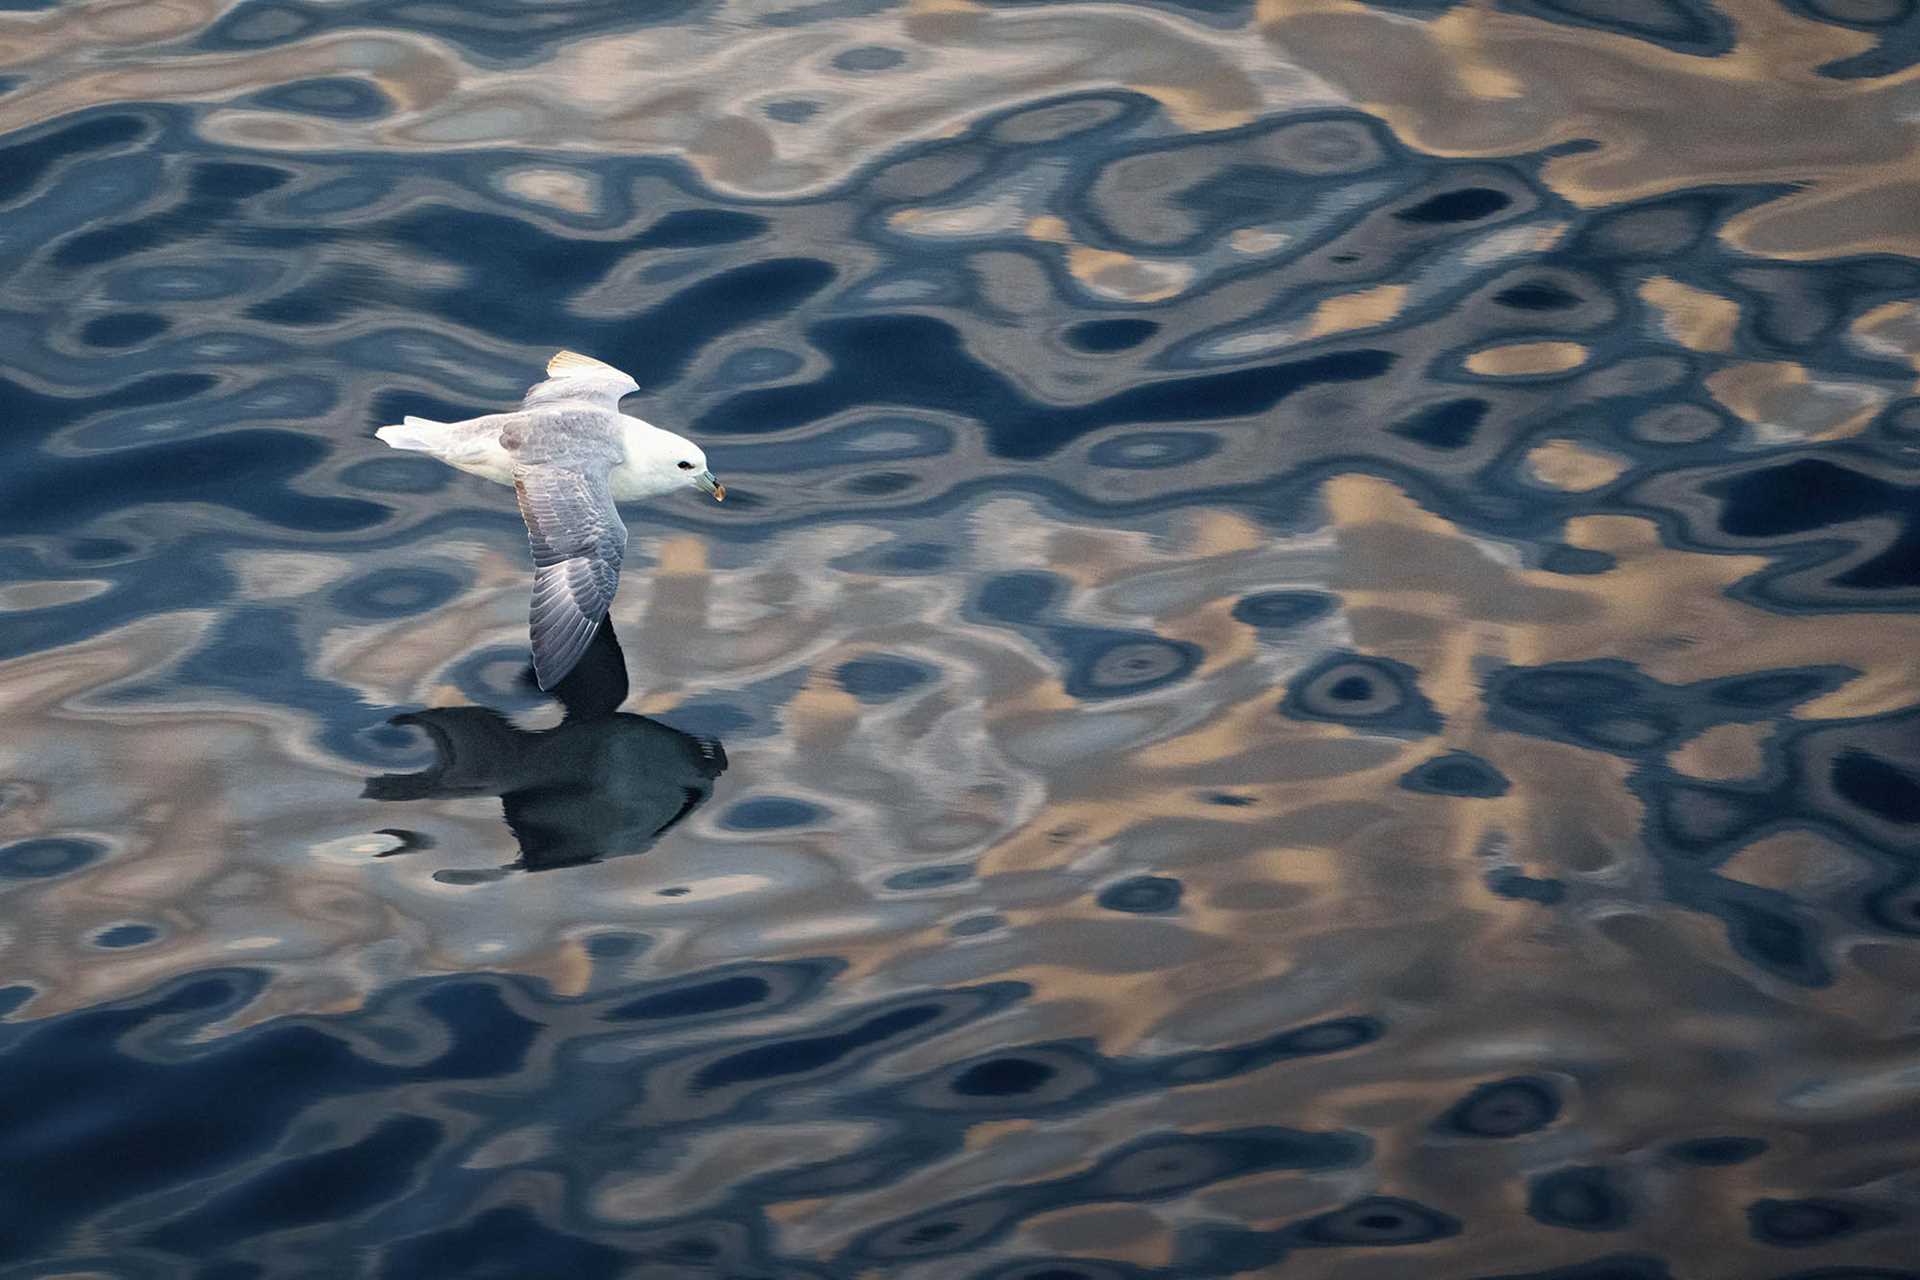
[363,619,727,883]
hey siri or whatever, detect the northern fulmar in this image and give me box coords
[375,350,723,690]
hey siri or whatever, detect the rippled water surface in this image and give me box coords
[4,0,1920,1275]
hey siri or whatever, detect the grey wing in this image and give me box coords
[521,350,640,413]
[513,462,628,691]
[497,402,624,467]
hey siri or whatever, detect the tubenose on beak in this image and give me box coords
[694,469,725,502]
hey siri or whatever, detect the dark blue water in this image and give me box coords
[3,0,1920,1275]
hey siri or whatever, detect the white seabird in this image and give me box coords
[375,350,724,690]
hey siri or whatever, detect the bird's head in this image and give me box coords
[632,427,723,502]
[671,441,724,502]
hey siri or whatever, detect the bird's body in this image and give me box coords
[375,412,694,502]
[374,350,723,690]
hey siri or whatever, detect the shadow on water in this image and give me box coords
[362,619,728,883]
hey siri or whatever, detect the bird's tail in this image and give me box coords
[374,416,447,451]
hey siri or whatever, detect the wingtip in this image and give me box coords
[547,349,625,378]
[529,611,599,692]
[531,648,572,692]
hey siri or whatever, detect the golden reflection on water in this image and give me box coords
[1261,0,1920,257]
[2,0,1912,242]
[0,0,1347,196]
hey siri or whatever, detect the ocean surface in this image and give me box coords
[3,0,1919,1276]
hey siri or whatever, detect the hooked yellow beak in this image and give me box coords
[694,469,724,502]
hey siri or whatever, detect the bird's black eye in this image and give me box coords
[678,461,694,470]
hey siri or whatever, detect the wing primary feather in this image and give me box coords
[547,350,625,378]
[513,460,628,690]
[521,364,640,413]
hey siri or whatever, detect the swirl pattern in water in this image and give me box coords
[2,0,1919,1275]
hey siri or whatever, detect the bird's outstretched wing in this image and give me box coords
[521,350,640,412]
[513,461,627,690]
